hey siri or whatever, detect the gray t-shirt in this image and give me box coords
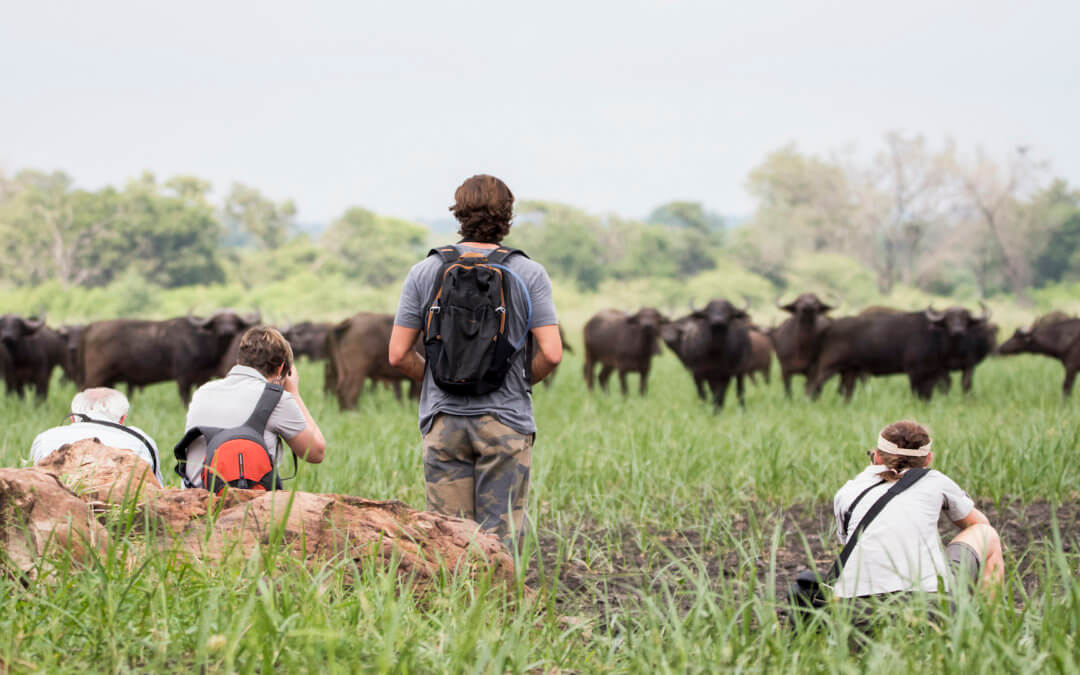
[181,365,308,488]
[394,244,558,435]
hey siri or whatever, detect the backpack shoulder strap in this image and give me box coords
[840,479,888,538]
[71,413,160,477]
[484,246,528,265]
[244,383,285,435]
[829,468,930,579]
[429,246,461,264]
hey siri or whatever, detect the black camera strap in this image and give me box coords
[69,413,159,477]
[828,467,930,581]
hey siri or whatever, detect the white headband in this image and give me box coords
[877,434,932,457]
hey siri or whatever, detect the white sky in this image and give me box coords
[2,0,1077,224]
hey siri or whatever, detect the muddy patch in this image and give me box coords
[530,500,1080,615]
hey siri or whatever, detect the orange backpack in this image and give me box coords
[174,383,291,493]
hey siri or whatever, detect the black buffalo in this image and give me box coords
[998,312,1080,396]
[0,314,69,399]
[284,322,333,361]
[768,293,834,396]
[325,312,419,409]
[662,299,751,409]
[808,307,989,401]
[583,308,668,395]
[79,311,259,404]
[937,303,995,394]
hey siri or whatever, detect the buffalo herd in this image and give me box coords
[0,296,1078,408]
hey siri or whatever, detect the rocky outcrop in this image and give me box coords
[0,468,108,578]
[5,440,512,586]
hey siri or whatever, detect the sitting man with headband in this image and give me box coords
[832,420,1004,599]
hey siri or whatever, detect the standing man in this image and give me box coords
[389,174,562,550]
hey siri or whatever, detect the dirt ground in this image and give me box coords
[532,500,1080,615]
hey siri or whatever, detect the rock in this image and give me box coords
[0,468,108,578]
[9,441,512,587]
[35,439,162,502]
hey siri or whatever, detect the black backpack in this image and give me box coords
[422,245,533,396]
[173,383,294,493]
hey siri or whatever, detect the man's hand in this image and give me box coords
[283,364,300,394]
[388,325,425,382]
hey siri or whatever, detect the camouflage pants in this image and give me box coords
[422,414,533,550]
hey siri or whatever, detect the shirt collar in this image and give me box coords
[228,365,269,382]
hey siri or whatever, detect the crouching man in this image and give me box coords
[31,387,163,486]
[177,326,326,489]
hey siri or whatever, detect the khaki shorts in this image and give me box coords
[946,540,982,588]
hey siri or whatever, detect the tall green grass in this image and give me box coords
[0,349,1076,672]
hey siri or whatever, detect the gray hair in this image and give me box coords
[71,387,130,424]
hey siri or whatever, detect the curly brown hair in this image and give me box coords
[237,326,294,379]
[876,420,932,480]
[450,174,514,244]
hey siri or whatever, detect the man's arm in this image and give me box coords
[952,506,990,529]
[530,324,563,384]
[389,325,425,382]
[282,366,326,464]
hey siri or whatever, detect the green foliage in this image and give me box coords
[223,182,298,250]
[0,170,225,289]
[646,200,725,234]
[319,207,429,287]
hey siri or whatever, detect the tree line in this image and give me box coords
[2,136,1078,300]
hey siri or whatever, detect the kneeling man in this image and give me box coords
[178,326,326,489]
[31,387,163,486]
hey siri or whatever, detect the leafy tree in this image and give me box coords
[508,201,606,291]
[319,207,428,286]
[223,182,297,249]
[647,201,724,234]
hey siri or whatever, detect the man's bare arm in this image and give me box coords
[530,324,563,384]
[388,325,425,382]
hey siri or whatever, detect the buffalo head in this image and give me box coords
[627,308,669,331]
[189,310,261,337]
[925,302,991,337]
[0,314,45,346]
[777,293,834,323]
[691,298,749,331]
[998,326,1034,355]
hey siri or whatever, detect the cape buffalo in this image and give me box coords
[663,299,751,409]
[769,293,834,396]
[998,312,1080,396]
[583,308,668,395]
[284,322,333,361]
[808,308,959,401]
[325,312,418,409]
[0,314,62,399]
[79,311,259,404]
[937,303,994,394]
[56,324,86,386]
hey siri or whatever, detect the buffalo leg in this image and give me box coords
[639,365,650,396]
[735,374,745,408]
[961,368,974,394]
[583,354,595,390]
[937,374,952,395]
[177,380,194,406]
[909,374,935,401]
[694,376,707,401]
[807,366,837,401]
[598,365,614,392]
[781,371,793,398]
[838,373,855,399]
[618,370,629,395]
[710,377,730,411]
[391,379,403,401]
[1064,368,1077,397]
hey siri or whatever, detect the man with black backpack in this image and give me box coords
[176,326,326,491]
[389,174,562,550]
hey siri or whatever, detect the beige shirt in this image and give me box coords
[181,365,306,488]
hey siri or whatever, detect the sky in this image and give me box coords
[2,0,1078,225]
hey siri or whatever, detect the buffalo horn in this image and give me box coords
[924,306,946,322]
[977,300,991,322]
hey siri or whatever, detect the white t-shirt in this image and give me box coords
[31,419,163,486]
[182,365,307,488]
[832,465,974,597]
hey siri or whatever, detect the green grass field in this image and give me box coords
[0,348,1078,673]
